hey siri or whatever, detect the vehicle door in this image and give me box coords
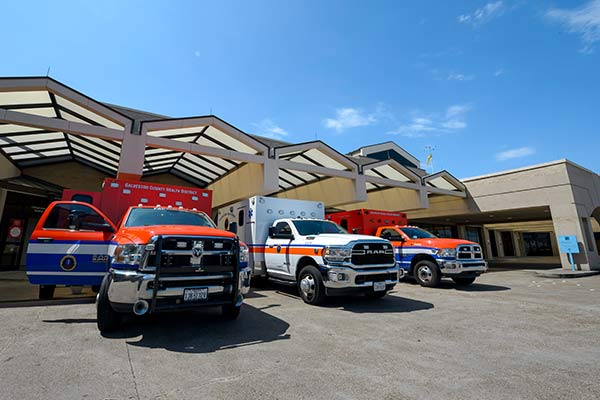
[26,201,116,286]
[265,221,294,278]
[379,228,408,269]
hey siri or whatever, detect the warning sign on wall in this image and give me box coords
[7,219,23,241]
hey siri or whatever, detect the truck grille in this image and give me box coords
[457,245,483,260]
[355,272,397,285]
[351,243,395,266]
[146,236,238,275]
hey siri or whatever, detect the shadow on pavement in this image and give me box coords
[252,284,434,313]
[93,303,291,353]
[325,293,434,313]
[435,281,511,292]
[399,279,510,292]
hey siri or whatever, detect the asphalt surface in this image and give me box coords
[1,269,599,400]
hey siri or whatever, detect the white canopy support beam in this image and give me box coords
[0,108,126,142]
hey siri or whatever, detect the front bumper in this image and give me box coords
[321,264,401,294]
[438,259,488,276]
[107,267,251,313]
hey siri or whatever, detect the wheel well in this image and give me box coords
[410,254,438,273]
[295,256,318,279]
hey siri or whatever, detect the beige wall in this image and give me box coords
[208,163,266,209]
[403,161,599,271]
[23,162,108,191]
[0,154,20,180]
[337,186,423,211]
[275,177,358,208]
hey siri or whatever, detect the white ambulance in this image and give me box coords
[216,196,401,305]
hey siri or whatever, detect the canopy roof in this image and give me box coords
[0,77,131,174]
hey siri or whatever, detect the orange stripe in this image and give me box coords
[251,247,323,256]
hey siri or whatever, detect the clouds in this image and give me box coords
[253,118,289,140]
[458,1,505,27]
[447,72,474,81]
[546,0,600,54]
[323,107,378,133]
[495,146,535,161]
[388,104,471,138]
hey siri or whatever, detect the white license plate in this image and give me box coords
[373,281,386,291]
[183,288,208,302]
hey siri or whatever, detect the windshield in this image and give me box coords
[399,227,437,239]
[124,208,215,228]
[292,220,347,236]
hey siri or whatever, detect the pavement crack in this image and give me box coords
[125,341,141,400]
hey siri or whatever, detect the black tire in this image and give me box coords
[413,260,441,288]
[39,285,55,300]
[297,265,326,305]
[222,303,242,319]
[366,290,388,299]
[96,276,121,333]
[452,276,476,286]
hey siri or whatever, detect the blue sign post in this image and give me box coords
[558,235,579,271]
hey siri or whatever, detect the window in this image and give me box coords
[380,228,403,241]
[399,227,437,239]
[522,232,553,256]
[275,222,292,235]
[238,210,245,227]
[292,220,346,236]
[125,208,215,228]
[44,203,106,230]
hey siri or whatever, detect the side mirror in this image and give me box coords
[268,226,277,238]
[352,228,358,234]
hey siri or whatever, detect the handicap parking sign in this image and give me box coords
[558,235,579,254]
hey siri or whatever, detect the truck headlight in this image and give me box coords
[436,248,456,258]
[112,244,145,265]
[239,243,249,264]
[323,246,352,262]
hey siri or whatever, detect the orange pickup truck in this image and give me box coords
[327,209,487,287]
[373,225,487,287]
[26,179,251,333]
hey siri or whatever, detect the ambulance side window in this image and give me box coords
[43,203,107,231]
[238,210,244,227]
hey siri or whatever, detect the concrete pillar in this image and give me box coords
[482,228,494,260]
[496,231,505,257]
[513,231,523,257]
[354,174,368,204]
[117,132,146,181]
[550,202,600,270]
[457,225,467,240]
[0,189,7,222]
[549,231,559,257]
[419,187,430,209]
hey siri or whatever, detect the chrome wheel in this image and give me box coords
[299,274,315,300]
[417,265,433,283]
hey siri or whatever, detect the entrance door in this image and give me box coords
[501,231,515,257]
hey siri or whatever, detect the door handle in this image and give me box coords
[37,237,54,243]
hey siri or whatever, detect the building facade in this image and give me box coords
[1,77,598,272]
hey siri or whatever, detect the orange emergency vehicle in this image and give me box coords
[327,209,487,287]
[26,179,250,332]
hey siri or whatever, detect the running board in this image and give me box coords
[268,277,296,286]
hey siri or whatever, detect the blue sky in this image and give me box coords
[1,0,599,178]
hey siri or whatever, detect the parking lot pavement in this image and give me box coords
[1,269,599,400]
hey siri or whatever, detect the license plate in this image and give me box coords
[373,281,386,291]
[183,288,208,302]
